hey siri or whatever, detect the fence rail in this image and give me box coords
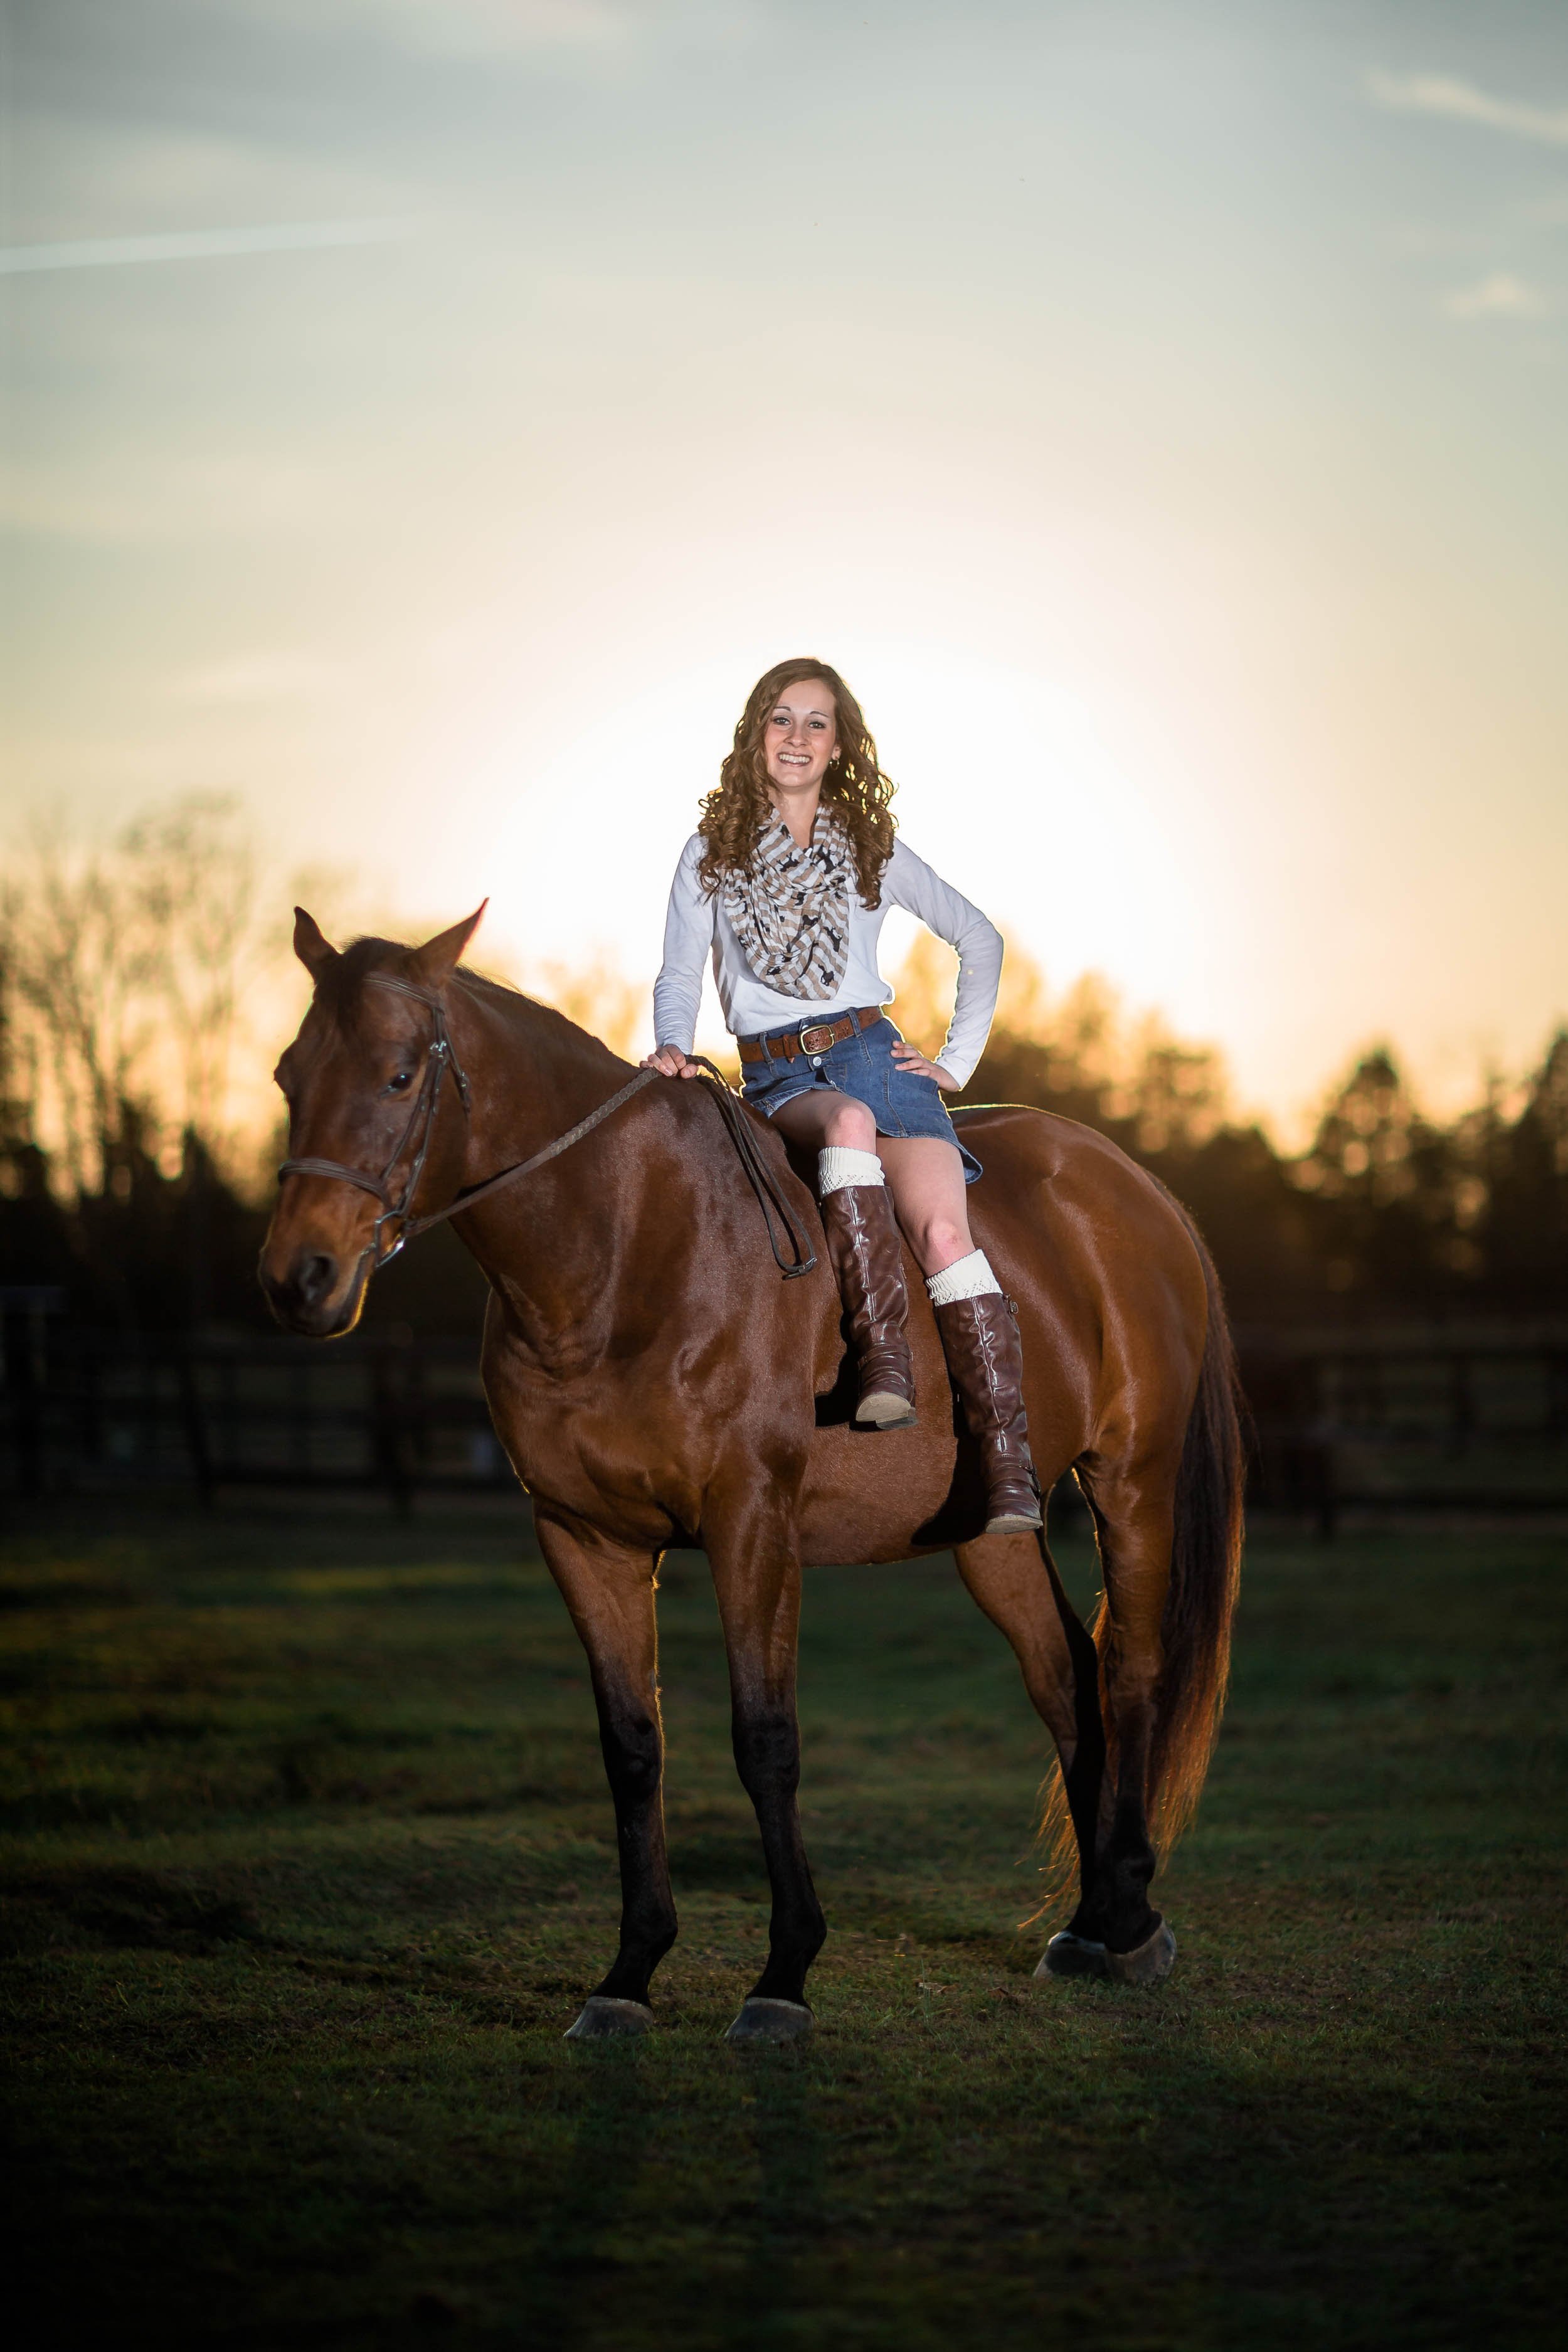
[1,1314,508,1512]
[5,1301,1568,1527]
[1237,1323,1568,1530]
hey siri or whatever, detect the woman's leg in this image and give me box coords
[879,1136,1042,1535]
[768,1088,878,1155]
[768,1085,914,1426]
[872,1136,974,1276]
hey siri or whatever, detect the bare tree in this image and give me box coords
[120,794,260,1153]
[1,832,152,1194]
[1,795,267,1196]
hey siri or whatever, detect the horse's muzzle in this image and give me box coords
[258,1242,368,1338]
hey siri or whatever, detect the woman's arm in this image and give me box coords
[883,841,1004,1092]
[644,839,711,1079]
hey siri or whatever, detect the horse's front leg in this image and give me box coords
[704,1481,825,2043]
[534,1510,677,2038]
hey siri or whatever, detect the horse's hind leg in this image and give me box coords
[535,1511,678,2038]
[1070,1455,1180,1964]
[953,1528,1106,1914]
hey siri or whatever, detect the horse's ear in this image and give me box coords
[409,901,487,989]
[293,908,339,980]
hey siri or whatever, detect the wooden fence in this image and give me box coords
[4,1292,1568,1528]
[1238,1322,1568,1532]
[1,1304,506,1513]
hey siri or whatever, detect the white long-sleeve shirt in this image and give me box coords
[651,833,1004,1090]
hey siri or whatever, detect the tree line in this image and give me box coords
[893,932,1568,1323]
[3,802,1564,1333]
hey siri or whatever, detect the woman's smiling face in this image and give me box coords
[762,679,840,799]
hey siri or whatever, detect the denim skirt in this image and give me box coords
[738,1011,982,1184]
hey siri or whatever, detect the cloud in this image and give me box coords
[1442,272,1550,320]
[329,0,633,56]
[0,218,415,277]
[239,0,765,63]
[1367,72,1568,147]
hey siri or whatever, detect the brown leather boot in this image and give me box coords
[818,1185,917,1428]
[933,1292,1043,1533]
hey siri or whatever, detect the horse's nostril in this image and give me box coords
[297,1251,337,1306]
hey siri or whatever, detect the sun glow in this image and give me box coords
[12,3,1566,1145]
[479,646,1197,1073]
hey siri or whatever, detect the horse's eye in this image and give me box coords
[386,1071,414,1094]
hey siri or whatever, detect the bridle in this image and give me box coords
[278,970,816,1278]
[279,973,474,1271]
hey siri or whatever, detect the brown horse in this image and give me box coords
[260,908,1244,2040]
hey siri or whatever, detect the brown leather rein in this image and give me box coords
[278,971,817,1281]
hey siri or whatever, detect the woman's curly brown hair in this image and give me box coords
[696,659,897,909]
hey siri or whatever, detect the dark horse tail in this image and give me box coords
[1142,1212,1246,1844]
[1041,1210,1246,1887]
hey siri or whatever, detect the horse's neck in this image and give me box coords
[464,980,629,1148]
[449,979,645,1323]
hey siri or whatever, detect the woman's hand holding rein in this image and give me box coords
[642,1044,704,1079]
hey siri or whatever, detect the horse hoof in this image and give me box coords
[564,1996,654,2040]
[1038,1930,1108,1979]
[724,1996,814,2044]
[1107,1918,1177,1984]
[1037,1917,1177,1987]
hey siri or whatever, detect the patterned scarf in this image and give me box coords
[721,812,856,1002]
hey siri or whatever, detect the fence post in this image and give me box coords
[1447,1354,1474,1459]
[371,1341,413,1518]
[1305,1355,1337,1540]
[2,1300,43,1497]
[1,1287,65,1501]
[175,1345,215,1510]
[1546,1351,1568,1441]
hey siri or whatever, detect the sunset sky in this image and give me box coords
[5,0,1566,1137]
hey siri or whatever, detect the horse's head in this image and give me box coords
[259,903,485,1337]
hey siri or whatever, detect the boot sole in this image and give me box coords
[854,1393,918,1429]
[985,1508,1043,1534]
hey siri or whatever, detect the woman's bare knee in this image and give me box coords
[904,1213,972,1273]
[822,1098,877,1150]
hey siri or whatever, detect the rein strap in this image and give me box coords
[402,1067,658,1238]
[402,1059,818,1279]
[278,972,816,1280]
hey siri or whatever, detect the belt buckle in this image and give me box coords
[798,1022,835,1056]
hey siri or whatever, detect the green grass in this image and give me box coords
[3,1498,1565,2350]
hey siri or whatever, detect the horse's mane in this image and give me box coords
[454,963,524,1000]
[314,936,405,1017]
[458,965,628,1066]
[319,945,625,1077]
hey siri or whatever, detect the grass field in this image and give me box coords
[3,1497,1565,2351]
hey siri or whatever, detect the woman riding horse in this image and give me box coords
[261,663,1244,2037]
[644,657,1041,1535]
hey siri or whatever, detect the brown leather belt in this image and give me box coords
[737,1006,882,1066]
